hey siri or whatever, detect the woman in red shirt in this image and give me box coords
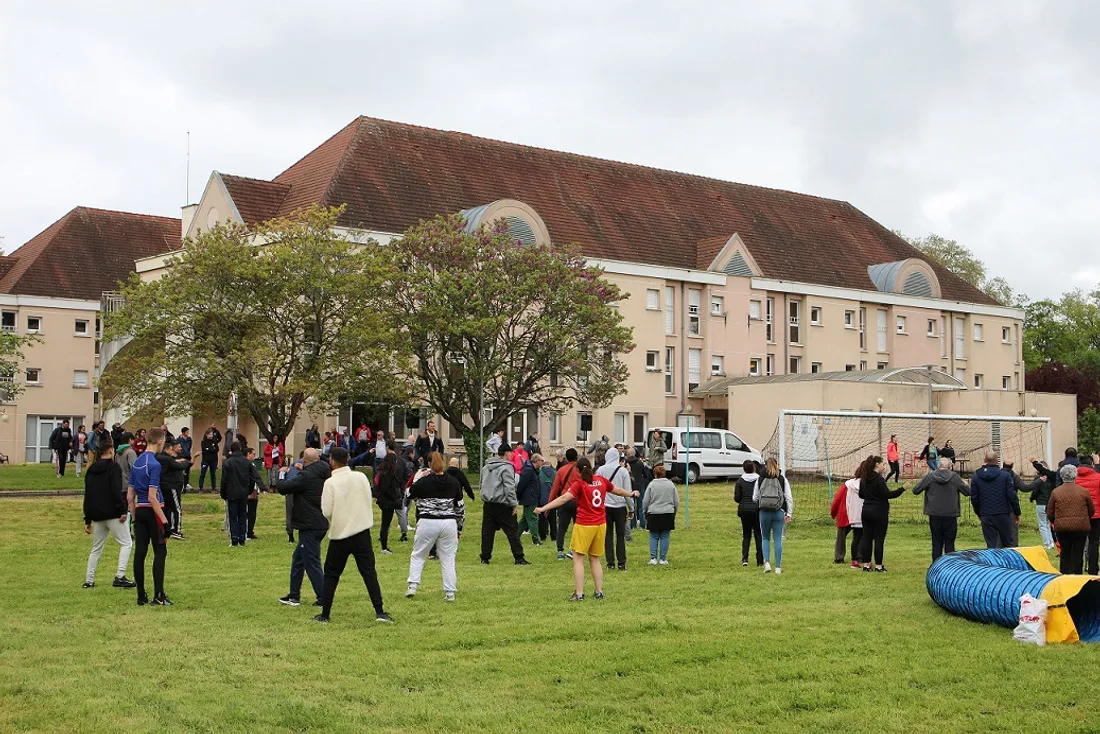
[537,457,638,601]
[886,435,901,483]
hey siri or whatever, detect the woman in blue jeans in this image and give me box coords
[753,458,794,574]
[642,465,678,564]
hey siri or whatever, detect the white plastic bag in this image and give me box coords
[1013,593,1048,646]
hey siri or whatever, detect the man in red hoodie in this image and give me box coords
[1074,454,1100,574]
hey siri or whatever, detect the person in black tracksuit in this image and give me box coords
[155,441,192,540]
[858,455,906,572]
[50,420,74,477]
[199,427,221,492]
[734,460,764,566]
[374,453,405,553]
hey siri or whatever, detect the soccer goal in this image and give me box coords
[761,410,1053,523]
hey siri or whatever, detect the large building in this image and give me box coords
[0,207,180,463]
[126,117,1075,460]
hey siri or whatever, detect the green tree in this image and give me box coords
[380,214,635,472]
[101,206,412,441]
[0,329,38,402]
[896,232,1015,305]
[1079,407,1100,456]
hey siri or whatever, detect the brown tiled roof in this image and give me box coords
[220,175,290,226]
[0,207,180,300]
[227,116,995,306]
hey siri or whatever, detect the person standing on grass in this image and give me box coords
[373,453,404,554]
[315,448,393,624]
[245,447,263,540]
[263,435,285,490]
[414,421,444,468]
[74,425,88,478]
[276,448,331,607]
[626,446,652,532]
[176,428,193,490]
[969,451,1020,550]
[537,456,557,543]
[479,442,530,566]
[510,441,530,475]
[918,437,938,472]
[647,429,666,471]
[127,427,171,606]
[221,442,258,547]
[829,473,856,565]
[549,448,581,560]
[735,460,763,567]
[406,452,464,601]
[857,455,905,573]
[115,432,137,487]
[49,419,73,478]
[912,458,971,562]
[155,439,192,541]
[536,457,638,601]
[446,456,475,538]
[753,458,794,574]
[642,464,678,565]
[199,427,221,493]
[132,428,148,456]
[844,473,865,569]
[1046,465,1094,575]
[516,453,544,546]
[1028,459,1058,550]
[486,427,505,457]
[82,442,136,590]
[598,447,633,572]
[1073,454,1100,574]
[885,434,901,483]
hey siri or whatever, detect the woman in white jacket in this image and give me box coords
[844,475,865,569]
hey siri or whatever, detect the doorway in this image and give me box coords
[25,414,84,464]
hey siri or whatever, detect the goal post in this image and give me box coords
[766,409,1053,523]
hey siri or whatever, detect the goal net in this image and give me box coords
[760,410,1052,524]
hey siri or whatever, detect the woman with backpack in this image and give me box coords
[734,460,763,567]
[856,455,906,572]
[753,458,794,574]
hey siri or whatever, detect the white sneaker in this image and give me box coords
[764,562,772,573]
[648,558,658,565]
[444,591,455,602]
[405,583,418,598]
[658,559,669,566]
[381,549,394,555]
[774,567,783,575]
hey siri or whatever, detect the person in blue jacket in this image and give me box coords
[969,451,1021,549]
[516,454,544,547]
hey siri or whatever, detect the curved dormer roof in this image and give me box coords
[868,258,942,299]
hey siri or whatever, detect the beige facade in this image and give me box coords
[0,295,101,463]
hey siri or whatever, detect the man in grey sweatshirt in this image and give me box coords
[479,443,529,565]
[912,458,971,561]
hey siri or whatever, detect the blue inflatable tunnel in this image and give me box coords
[926,547,1100,643]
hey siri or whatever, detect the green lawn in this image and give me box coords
[0,463,91,491]
[0,488,1091,733]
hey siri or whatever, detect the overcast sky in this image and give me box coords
[1,0,1096,301]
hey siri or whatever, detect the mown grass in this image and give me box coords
[0,463,88,491]
[0,487,1092,733]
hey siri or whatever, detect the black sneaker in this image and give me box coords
[618,565,627,572]
[152,595,173,606]
[400,534,408,542]
[137,595,149,606]
[862,566,873,572]
[312,614,330,624]
[569,593,585,602]
[833,559,845,564]
[171,532,185,541]
[376,612,394,624]
[480,558,490,565]
[113,576,136,588]
[278,595,301,607]
[875,566,888,573]
[594,591,605,600]
[82,582,95,589]
[514,559,531,566]
[313,599,323,607]
[741,561,749,567]
[247,534,259,540]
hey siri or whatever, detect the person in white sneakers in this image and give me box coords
[405,452,464,601]
[753,458,794,574]
[82,443,136,590]
[642,465,678,565]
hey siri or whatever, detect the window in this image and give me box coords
[859,308,867,350]
[633,414,647,447]
[940,316,948,357]
[95,318,101,338]
[73,370,90,388]
[0,311,14,333]
[93,389,100,406]
[765,298,775,342]
[711,355,724,376]
[973,323,984,342]
[896,316,907,334]
[955,367,966,383]
[645,350,660,371]
[954,317,966,359]
[26,367,41,385]
[974,374,984,389]
[859,360,867,371]
[688,348,702,389]
[876,309,888,352]
[845,364,856,372]
[577,412,592,440]
[927,319,936,337]
[710,295,724,316]
[26,316,42,333]
[1002,326,1011,344]
[0,366,13,402]
[788,301,801,344]
[614,413,628,444]
[789,356,801,374]
[725,433,746,451]
[688,290,701,335]
[664,286,675,335]
[765,355,775,376]
[683,432,721,450]
[877,362,888,370]
[1014,372,1020,390]
[810,306,822,325]
[844,310,855,329]
[646,289,660,310]
[1002,376,1011,390]
[549,413,560,443]
[749,358,761,376]
[664,348,674,394]
[749,300,762,320]
[811,362,822,374]
[74,320,89,336]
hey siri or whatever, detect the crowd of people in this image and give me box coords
[77,416,1099,623]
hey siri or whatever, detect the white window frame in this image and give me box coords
[927,319,936,337]
[1001,326,1011,344]
[876,309,888,353]
[26,367,42,385]
[549,413,561,443]
[973,323,984,342]
[896,316,907,335]
[749,358,761,377]
[645,289,660,311]
[74,319,90,337]
[664,286,675,336]
[688,348,702,389]
[749,300,762,321]
[859,308,867,351]
[710,295,724,316]
[788,300,801,344]
[765,355,775,376]
[845,364,856,372]
[810,362,822,374]
[844,310,855,329]
[789,356,801,374]
[955,367,966,383]
[664,347,674,395]
[954,317,966,359]
[645,350,660,372]
[941,316,948,357]
[1002,375,1011,390]
[0,311,15,333]
[73,370,90,388]
[614,413,628,445]
[810,306,822,326]
[711,355,724,376]
[974,374,984,389]
[877,362,889,370]
[26,316,43,334]
[859,360,867,371]
[688,289,701,336]
[765,298,775,343]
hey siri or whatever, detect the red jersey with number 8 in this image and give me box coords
[567,477,612,526]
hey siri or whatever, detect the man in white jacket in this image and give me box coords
[314,448,393,624]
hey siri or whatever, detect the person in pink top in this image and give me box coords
[510,443,529,474]
[886,435,901,484]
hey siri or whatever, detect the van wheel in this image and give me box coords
[687,464,700,483]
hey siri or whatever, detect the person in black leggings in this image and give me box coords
[374,453,404,553]
[885,435,901,483]
[128,428,171,605]
[857,454,905,572]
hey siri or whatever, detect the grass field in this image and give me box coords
[0,463,88,491]
[0,486,1092,733]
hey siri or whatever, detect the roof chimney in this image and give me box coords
[181,204,198,240]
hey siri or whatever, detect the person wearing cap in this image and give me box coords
[479,442,530,565]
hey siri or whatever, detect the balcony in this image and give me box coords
[99,292,131,371]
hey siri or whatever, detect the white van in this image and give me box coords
[652,427,763,483]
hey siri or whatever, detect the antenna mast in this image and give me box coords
[186,131,191,204]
